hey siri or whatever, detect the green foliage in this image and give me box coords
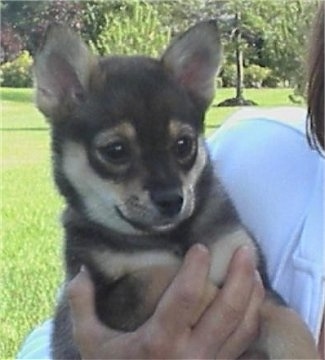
[216,0,318,94]
[1,0,84,55]
[262,71,282,88]
[220,63,237,88]
[0,50,33,87]
[215,77,223,89]
[220,63,272,89]
[259,0,318,92]
[244,65,271,88]
[2,0,318,93]
[85,1,171,56]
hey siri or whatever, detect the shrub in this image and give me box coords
[0,51,33,88]
[215,77,223,89]
[220,63,237,88]
[244,65,271,88]
[92,2,171,57]
[262,71,282,88]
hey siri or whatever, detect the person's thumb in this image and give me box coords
[68,266,97,329]
[67,266,126,358]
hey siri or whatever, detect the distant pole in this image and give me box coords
[235,11,244,100]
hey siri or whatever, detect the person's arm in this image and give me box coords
[68,244,265,359]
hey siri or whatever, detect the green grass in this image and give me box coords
[1,88,63,359]
[1,86,296,359]
[206,87,297,134]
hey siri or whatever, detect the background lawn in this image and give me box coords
[1,87,299,358]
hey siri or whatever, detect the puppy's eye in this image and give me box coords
[174,135,195,161]
[97,141,130,165]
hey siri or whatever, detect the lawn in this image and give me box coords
[1,87,298,358]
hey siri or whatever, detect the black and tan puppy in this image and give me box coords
[34,22,318,359]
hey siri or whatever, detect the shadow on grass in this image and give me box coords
[205,124,221,130]
[1,127,49,132]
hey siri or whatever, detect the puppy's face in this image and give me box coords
[34,22,222,235]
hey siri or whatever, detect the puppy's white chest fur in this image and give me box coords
[92,228,257,286]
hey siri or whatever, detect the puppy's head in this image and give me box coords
[34,22,222,235]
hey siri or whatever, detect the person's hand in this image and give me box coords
[68,244,265,359]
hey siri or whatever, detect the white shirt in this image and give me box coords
[17,107,325,359]
[208,107,325,340]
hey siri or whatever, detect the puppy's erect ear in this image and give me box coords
[161,21,222,110]
[34,24,95,119]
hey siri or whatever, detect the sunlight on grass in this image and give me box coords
[2,165,63,356]
[1,88,63,357]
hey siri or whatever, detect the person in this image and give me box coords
[18,3,324,359]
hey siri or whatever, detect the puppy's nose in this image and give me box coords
[150,188,184,217]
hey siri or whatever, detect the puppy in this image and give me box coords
[34,21,318,359]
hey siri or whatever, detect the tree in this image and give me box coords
[204,0,260,105]
[259,0,318,97]
[82,0,171,57]
[1,0,84,59]
[0,22,24,63]
[202,0,317,104]
[1,0,317,96]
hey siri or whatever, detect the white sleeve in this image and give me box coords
[17,319,52,359]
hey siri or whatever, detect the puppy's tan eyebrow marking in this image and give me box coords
[168,119,194,139]
[95,122,137,146]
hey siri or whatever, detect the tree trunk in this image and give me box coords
[235,11,244,99]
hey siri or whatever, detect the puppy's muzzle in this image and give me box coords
[150,188,184,218]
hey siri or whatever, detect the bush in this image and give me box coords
[220,63,237,88]
[91,2,171,57]
[0,51,33,88]
[262,71,282,88]
[215,77,223,89]
[244,65,271,88]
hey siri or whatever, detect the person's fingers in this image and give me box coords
[190,246,257,354]
[68,267,96,327]
[151,243,214,336]
[134,244,216,359]
[217,270,265,358]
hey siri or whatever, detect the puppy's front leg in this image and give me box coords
[143,265,217,327]
[94,264,181,331]
[128,264,217,328]
[99,261,218,333]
